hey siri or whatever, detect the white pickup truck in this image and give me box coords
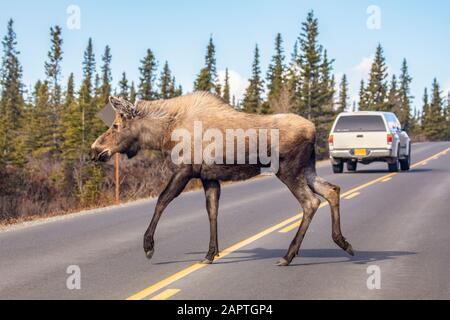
[328,111,411,173]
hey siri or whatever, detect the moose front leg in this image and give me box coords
[143,169,192,260]
[201,179,221,264]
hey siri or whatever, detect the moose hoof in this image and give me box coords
[145,249,154,260]
[345,243,354,256]
[276,258,290,267]
[200,258,213,265]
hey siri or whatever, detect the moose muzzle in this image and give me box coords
[90,147,111,162]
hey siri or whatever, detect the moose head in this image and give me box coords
[91,96,141,162]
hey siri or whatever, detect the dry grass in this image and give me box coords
[0,150,208,227]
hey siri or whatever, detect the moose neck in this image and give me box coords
[133,114,172,152]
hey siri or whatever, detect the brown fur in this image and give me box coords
[91,92,353,265]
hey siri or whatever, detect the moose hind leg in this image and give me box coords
[306,171,353,256]
[201,179,221,264]
[143,169,191,260]
[277,174,321,266]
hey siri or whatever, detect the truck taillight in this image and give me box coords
[387,133,393,143]
[329,135,334,144]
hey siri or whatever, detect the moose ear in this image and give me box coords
[109,96,137,118]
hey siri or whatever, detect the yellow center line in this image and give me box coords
[126,146,450,300]
[279,214,304,234]
[410,147,450,168]
[150,288,181,300]
[279,146,450,234]
[279,202,328,233]
[345,192,361,200]
[127,212,303,300]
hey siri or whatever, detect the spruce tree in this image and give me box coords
[72,39,105,201]
[69,38,96,194]
[44,25,63,158]
[285,40,300,103]
[168,77,175,98]
[93,74,101,106]
[409,107,421,137]
[215,81,222,97]
[358,80,367,111]
[319,50,335,110]
[266,33,285,106]
[365,44,388,111]
[293,11,336,156]
[65,73,76,108]
[175,83,183,97]
[79,38,102,147]
[138,49,158,100]
[61,72,84,195]
[282,40,300,114]
[424,79,446,140]
[295,10,335,130]
[30,80,53,157]
[222,68,231,104]
[118,72,129,100]
[99,45,112,105]
[61,73,81,162]
[316,50,336,156]
[297,11,323,119]
[130,81,137,103]
[337,74,349,113]
[159,61,173,99]
[194,36,220,94]
[421,87,430,132]
[0,19,25,166]
[242,45,264,113]
[387,74,400,113]
[398,59,413,131]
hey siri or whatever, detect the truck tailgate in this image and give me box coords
[333,132,388,149]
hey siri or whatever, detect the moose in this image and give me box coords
[91,92,353,266]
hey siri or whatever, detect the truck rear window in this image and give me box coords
[334,115,386,132]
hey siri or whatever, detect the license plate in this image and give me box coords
[354,148,367,156]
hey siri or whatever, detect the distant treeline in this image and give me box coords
[0,11,449,222]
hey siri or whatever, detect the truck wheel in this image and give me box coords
[332,162,344,173]
[347,161,357,172]
[388,158,399,172]
[400,144,411,171]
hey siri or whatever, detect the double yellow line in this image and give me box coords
[126,146,450,300]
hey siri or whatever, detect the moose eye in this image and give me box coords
[112,124,119,130]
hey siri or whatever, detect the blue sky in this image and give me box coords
[1,0,449,111]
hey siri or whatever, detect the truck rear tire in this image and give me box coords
[400,144,411,171]
[332,162,344,173]
[388,158,399,172]
[347,161,357,172]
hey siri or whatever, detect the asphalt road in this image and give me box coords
[0,141,449,300]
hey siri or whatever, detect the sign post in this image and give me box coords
[115,153,120,203]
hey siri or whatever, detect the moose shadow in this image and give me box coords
[154,248,416,266]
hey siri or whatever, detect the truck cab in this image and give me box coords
[328,111,411,173]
